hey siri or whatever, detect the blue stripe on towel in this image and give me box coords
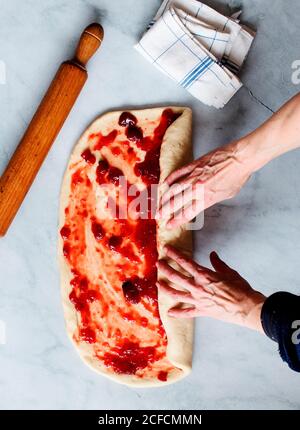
[186,59,214,89]
[180,57,210,87]
[181,57,213,88]
[179,59,207,86]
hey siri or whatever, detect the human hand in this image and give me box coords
[157,246,266,332]
[157,141,252,229]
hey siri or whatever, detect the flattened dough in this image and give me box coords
[58,106,194,387]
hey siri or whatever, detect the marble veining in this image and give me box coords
[0,0,300,410]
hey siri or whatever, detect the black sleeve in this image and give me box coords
[261,292,300,372]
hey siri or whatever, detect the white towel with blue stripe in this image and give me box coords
[135,0,255,108]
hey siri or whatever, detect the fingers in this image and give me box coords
[160,246,216,289]
[156,280,195,304]
[210,251,236,275]
[164,245,218,285]
[164,162,197,186]
[166,199,204,229]
[159,181,191,210]
[159,182,204,222]
[168,306,199,318]
[157,260,195,290]
[159,184,194,220]
[164,245,200,277]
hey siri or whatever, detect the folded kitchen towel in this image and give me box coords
[135,0,255,108]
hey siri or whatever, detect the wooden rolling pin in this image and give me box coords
[0,23,104,236]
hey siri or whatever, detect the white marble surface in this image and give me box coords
[0,0,300,410]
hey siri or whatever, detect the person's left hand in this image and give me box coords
[156,245,266,332]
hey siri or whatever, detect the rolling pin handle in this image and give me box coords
[74,23,104,67]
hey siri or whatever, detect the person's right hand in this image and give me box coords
[157,141,252,229]
[157,246,266,332]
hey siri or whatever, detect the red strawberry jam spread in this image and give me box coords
[61,109,181,381]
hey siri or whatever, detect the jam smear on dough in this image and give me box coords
[94,129,118,150]
[62,109,181,381]
[103,340,157,375]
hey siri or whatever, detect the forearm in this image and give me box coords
[160,93,300,227]
[236,93,300,173]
